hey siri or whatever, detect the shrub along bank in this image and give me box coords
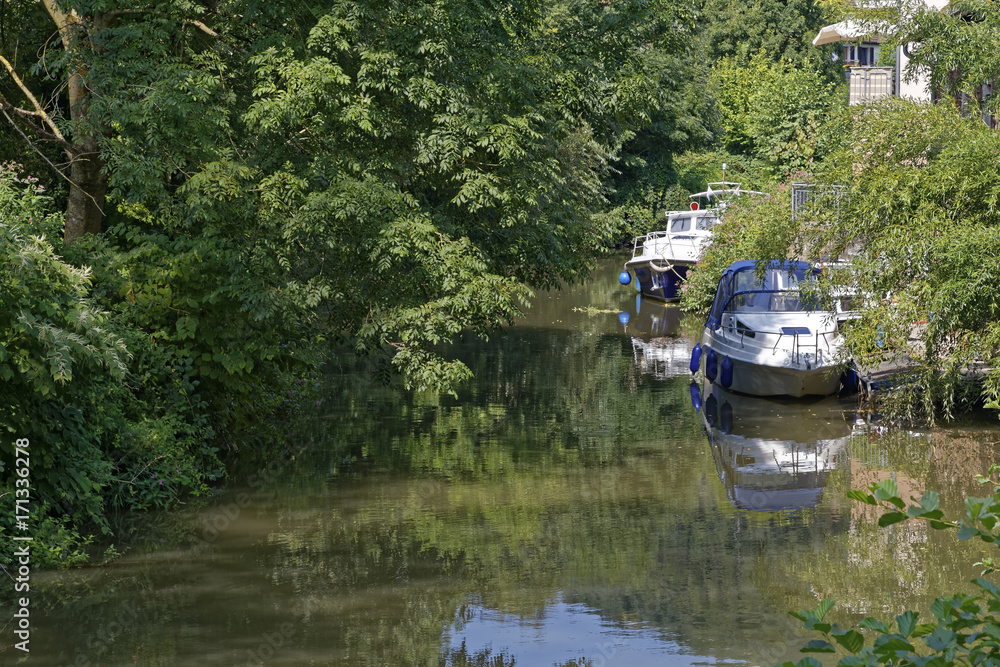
[0,166,316,567]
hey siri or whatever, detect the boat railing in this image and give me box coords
[772,329,838,365]
[690,183,767,210]
[729,324,838,365]
[717,289,839,363]
[630,230,705,264]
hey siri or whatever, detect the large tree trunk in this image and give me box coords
[65,135,107,241]
[43,0,109,244]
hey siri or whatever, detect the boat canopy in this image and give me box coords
[705,261,819,330]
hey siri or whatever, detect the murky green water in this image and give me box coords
[10,258,1000,666]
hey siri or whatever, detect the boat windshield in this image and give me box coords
[734,267,802,293]
[669,215,716,233]
[728,291,815,313]
[706,263,822,329]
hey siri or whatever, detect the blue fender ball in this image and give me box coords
[720,356,734,388]
[618,311,630,326]
[618,271,632,286]
[689,344,702,374]
[705,346,718,382]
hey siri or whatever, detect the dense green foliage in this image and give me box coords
[680,184,802,312]
[710,53,843,172]
[801,100,1000,423]
[701,0,838,68]
[0,168,237,564]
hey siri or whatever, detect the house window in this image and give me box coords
[845,44,877,66]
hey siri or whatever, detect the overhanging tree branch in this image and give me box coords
[0,105,104,216]
[0,53,68,145]
[0,97,76,154]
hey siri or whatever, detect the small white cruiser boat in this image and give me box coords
[619,182,763,302]
[690,260,847,398]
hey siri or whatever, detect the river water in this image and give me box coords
[14,257,1000,666]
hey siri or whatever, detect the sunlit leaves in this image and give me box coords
[0,173,128,398]
[794,481,1000,664]
[710,52,843,172]
[236,0,671,391]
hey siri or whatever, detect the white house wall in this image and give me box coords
[896,0,951,101]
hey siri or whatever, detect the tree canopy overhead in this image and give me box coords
[0,0,703,391]
[700,0,837,68]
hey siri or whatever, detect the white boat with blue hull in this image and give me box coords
[622,207,718,301]
[689,260,848,398]
[618,183,764,302]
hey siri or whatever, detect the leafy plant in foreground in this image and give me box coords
[784,474,1000,666]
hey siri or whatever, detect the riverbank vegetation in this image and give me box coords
[681,0,1000,428]
[1,0,995,570]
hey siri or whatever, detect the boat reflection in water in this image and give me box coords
[620,296,692,380]
[692,381,853,511]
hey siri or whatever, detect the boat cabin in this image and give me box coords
[706,261,830,336]
[667,211,717,234]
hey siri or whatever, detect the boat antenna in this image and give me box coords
[722,163,727,189]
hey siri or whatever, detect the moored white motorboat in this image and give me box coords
[690,260,847,398]
[619,182,764,302]
[622,207,718,301]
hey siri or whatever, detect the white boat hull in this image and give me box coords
[699,313,843,398]
[712,349,841,397]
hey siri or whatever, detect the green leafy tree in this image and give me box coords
[806,99,1000,423]
[0,164,227,566]
[680,183,804,313]
[711,52,777,154]
[232,0,693,388]
[700,0,839,69]
[0,165,127,397]
[710,52,844,173]
[604,0,715,238]
[605,0,843,238]
[0,0,692,390]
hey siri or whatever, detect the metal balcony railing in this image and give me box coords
[791,183,846,222]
